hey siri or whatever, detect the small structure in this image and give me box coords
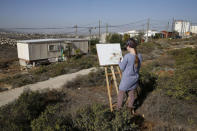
[174,20,190,36]
[190,25,197,34]
[144,30,159,37]
[160,31,173,38]
[17,38,89,66]
[125,30,140,37]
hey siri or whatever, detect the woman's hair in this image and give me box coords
[127,38,139,68]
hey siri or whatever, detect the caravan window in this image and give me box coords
[48,44,61,52]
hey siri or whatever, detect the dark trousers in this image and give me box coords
[117,89,135,109]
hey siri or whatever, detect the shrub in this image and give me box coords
[0,54,98,89]
[64,68,105,89]
[74,104,141,131]
[134,67,158,107]
[0,90,63,130]
[90,38,99,55]
[137,42,157,54]
[33,66,48,75]
[31,105,74,131]
[157,48,197,101]
[106,33,125,49]
[31,104,143,131]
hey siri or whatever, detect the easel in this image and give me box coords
[104,65,122,112]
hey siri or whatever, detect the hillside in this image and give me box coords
[0,35,197,130]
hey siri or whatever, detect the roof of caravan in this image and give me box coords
[17,38,89,44]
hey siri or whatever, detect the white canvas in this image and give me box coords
[96,44,123,66]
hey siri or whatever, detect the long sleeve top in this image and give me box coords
[118,53,143,91]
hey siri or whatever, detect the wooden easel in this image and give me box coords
[104,65,122,112]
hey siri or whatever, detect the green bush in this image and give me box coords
[31,105,74,131]
[106,33,125,49]
[0,90,63,130]
[0,74,35,88]
[31,104,142,131]
[158,48,197,101]
[0,54,98,89]
[90,38,99,55]
[33,66,48,75]
[74,104,141,131]
[64,68,105,89]
[137,42,158,54]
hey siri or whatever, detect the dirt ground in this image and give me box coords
[0,45,21,78]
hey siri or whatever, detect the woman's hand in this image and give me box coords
[119,57,122,62]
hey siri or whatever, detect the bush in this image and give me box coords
[0,90,64,130]
[31,105,74,131]
[90,38,99,55]
[31,103,143,131]
[137,42,156,54]
[64,68,105,89]
[74,104,141,131]
[0,54,98,89]
[106,33,125,49]
[134,67,158,108]
[157,48,197,101]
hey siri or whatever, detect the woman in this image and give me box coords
[117,38,142,113]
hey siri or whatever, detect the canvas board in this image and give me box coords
[96,44,123,66]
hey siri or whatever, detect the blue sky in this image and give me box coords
[0,0,197,32]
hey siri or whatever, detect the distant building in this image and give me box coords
[144,30,159,37]
[190,25,197,34]
[125,30,140,37]
[17,38,89,67]
[160,31,173,38]
[100,33,108,43]
[174,20,190,36]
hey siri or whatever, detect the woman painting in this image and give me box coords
[117,38,142,114]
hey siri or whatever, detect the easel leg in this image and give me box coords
[110,77,113,95]
[116,66,122,79]
[110,66,119,95]
[105,67,113,112]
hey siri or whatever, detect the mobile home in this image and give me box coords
[17,38,89,66]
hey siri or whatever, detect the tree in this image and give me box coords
[106,33,122,43]
[123,33,130,43]
[106,33,125,49]
[90,38,99,54]
[133,32,144,44]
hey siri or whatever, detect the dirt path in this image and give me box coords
[0,67,97,107]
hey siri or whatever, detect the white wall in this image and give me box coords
[144,30,158,37]
[174,21,190,36]
[100,33,108,43]
[17,43,30,61]
[190,25,197,34]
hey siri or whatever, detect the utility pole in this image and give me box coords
[99,20,101,39]
[143,24,145,33]
[171,17,174,32]
[167,22,169,31]
[166,22,169,38]
[190,20,192,33]
[88,27,93,53]
[181,20,184,37]
[89,28,92,39]
[146,18,150,42]
[106,23,108,34]
[182,20,186,38]
[172,18,176,38]
[74,25,78,38]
